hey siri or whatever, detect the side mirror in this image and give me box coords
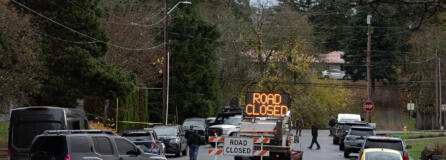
[406,145,412,149]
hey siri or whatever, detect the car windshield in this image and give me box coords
[183,120,205,128]
[350,129,374,136]
[224,117,241,125]
[364,140,403,151]
[153,127,178,136]
[365,151,401,160]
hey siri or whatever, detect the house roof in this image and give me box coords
[321,51,345,64]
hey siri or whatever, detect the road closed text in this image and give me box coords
[223,137,254,156]
[245,92,290,117]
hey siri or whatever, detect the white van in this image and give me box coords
[337,114,361,122]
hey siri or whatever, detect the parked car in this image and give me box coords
[28,130,166,160]
[153,125,187,157]
[207,115,242,147]
[359,148,403,160]
[9,106,89,160]
[322,69,349,80]
[343,126,376,158]
[206,117,216,125]
[122,130,165,156]
[361,136,411,160]
[333,121,367,145]
[182,117,207,144]
[336,121,369,150]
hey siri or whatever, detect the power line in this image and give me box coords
[11,0,164,51]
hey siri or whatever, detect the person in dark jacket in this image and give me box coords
[295,117,304,136]
[307,121,320,149]
[188,126,201,160]
[328,116,336,136]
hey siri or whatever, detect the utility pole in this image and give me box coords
[436,49,439,129]
[366,14,372,123]
[162,0,169,125]
[439,49,443,129]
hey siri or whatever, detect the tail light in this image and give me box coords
[403,151,407,160]
[26,155,30,160]
[8,148,11,157]
[151,142,157,148]
[276,154,279,158]
[64,154,70,160]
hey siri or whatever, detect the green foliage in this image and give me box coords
[406,24,446,114]
[119,89,150,131]
[12,0,136,106]
[0,121,8,147]
[405,138,446,160]
[169,7,221,122]
[254,42,352,128]
[0,2,42,106]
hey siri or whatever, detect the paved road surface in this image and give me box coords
[167,129,356,160]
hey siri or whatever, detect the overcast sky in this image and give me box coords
[250,0,279,7]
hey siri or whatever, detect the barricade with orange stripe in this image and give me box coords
[208,136,224,143]
[208,149,223,155]
[254,137,270,144]
[252,150,270,156]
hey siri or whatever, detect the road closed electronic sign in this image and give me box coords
[245,92,290,117]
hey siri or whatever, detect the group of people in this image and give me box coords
[295,116,337,150]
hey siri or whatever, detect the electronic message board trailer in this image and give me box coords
[234,92,302,160]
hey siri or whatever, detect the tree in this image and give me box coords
[169,6,221,122]
[11,0,136,107]
[0,1,42,108]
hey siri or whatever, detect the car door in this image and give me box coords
[179,127,187,151]
[92,136,119,160]
[115,138,141,160]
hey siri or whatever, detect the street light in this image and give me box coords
[162,0,192,125]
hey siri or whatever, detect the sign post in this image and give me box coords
[223,137,254,157]
[407,103,415,121]
[363,100,374,122]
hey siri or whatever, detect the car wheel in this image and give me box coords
[344,150,350,158]
[339,142,344,151]
[182,145,188,156]
[175,145,182,157]
[332,137,338,144]
[210,142,216,147]
[234,156,244,160]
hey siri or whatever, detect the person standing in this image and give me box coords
[307,121,320,149]
[329,116,336,136]
[187,126,201,160]
[295,117,304,136]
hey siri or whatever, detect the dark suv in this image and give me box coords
[343,126,375,158]
[153,125,187,157]
[28,130,166,160]
[361,136,412,160]
[182,118,207,144]
[122,130,165,156]
[334,121,368,150]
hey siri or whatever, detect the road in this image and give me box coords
[167,129,356,160]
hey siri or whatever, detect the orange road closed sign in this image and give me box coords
[245,92,290,117]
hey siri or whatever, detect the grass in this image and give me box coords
[387,132,445,139]
[401,113,416,131]
[0,121,8,148]
[405,137,446,160]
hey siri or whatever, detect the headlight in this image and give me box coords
[169,138,180,144]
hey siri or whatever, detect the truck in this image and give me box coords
[207,106,243,147]
[233,92,302,160]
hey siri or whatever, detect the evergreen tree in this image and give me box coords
[169,6,221,122]
[11,0,136,106]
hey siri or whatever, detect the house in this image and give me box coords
[320,51,345,71]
